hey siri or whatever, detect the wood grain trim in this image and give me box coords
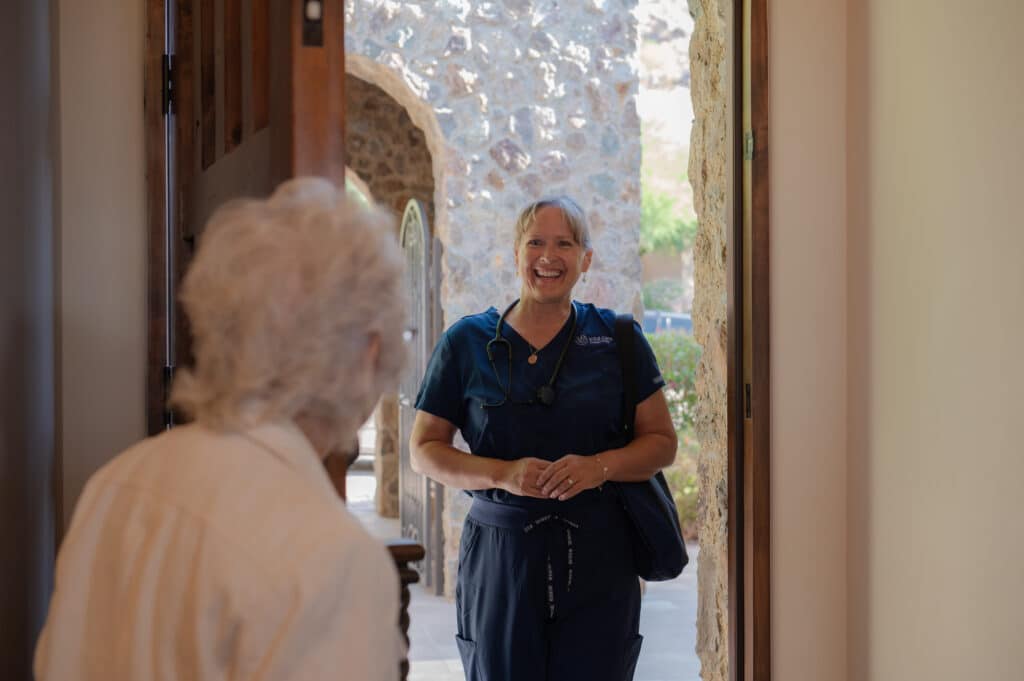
[176,0,196,240]
[200,0,215,169]
[251,0,270,131]
[289,0,346,181]
[145,0,168,436]
[748,0,772,678]
[728,0,746,676]
[731,0,771,679]
[223,0,242,151]
[175,0,198,379]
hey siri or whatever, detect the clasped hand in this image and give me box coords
[500,454,605,501]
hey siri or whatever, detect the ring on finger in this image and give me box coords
[567,478,574,486]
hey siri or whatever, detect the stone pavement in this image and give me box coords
[347,471,700,681]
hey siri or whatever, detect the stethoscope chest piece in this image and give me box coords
[482,300,577,409]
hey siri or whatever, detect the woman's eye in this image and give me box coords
[527,239,542,246]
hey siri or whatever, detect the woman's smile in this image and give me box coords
[533,265,564,280]
[515,205,591,304]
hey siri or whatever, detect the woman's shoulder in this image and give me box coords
[574,301,625,333]
[443,307,500,345]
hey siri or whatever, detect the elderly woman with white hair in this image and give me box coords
[35,178,407,681]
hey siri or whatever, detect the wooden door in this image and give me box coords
[147,0,346,432]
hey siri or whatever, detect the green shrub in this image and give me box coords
[645,330,700,434]
[640,186,698,255]
[663,434,700,541]
[646,330,703,541]
[642,278,685,312]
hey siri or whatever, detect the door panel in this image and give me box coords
[178,0,306,245]
[151,0,346,431]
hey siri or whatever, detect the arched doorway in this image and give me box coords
[343,69,445,593]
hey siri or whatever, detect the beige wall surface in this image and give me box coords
[847,2,1024,680]
[51,2,1024,679]
[769,1,849,680]
[57,0,147,528]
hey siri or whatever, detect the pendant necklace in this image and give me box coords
[527,343,539,365]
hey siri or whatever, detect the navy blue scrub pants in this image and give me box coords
[455,491,643,681]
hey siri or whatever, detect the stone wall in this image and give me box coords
[345,0,645,597]
[345,0,644,321]
[345,74,435,220]
[373,395,400,517]
[688,0,730,679]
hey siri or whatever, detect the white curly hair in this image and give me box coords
[170,177,407,447]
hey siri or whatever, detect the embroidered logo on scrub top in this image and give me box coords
[575,334,614,346]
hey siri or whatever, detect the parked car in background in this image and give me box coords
[642,310,693,334]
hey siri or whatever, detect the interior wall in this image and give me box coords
[57,0,146,527]
[847,2,1024,680]
[43,2,1024,680]
[769,0,848,679]
[0,1,58,677]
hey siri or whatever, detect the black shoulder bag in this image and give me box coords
[612,313,689,581]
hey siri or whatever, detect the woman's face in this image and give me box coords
[514,206,592,305]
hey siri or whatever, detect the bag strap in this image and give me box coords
[615,313,637,442]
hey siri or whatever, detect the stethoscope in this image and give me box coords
[483,300,577,408]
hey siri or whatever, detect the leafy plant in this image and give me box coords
[646,330,701,433]
[642,278,685,312]
[640,186,698,255]
[646,329,703,541]
[663,442,699,541]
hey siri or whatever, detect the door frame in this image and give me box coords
[144,0,170,434]
[730,0,772,679]
[144,0,774,677]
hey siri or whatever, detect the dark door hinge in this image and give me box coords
[744,383,752,419]
[743,131,755,161]
[163,365,176,428]
[162,54,174,116]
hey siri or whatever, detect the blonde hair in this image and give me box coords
[170,177,406,444]
[513,196,593,250]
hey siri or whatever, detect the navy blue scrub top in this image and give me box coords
[414,301,666,505]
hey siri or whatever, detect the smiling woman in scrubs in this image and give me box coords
[410,196,677,681]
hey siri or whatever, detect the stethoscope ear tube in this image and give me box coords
[483,300,577,409]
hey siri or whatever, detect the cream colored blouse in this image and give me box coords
[35,420,401,681]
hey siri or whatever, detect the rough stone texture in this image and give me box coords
[345,0,643,323]
[689,1,730,679]
[373,394,400,518]
[345,0,644,598]
[345,74,435,221]
[346,75,435,516]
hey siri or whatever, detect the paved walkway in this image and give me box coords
[348,471,700,681]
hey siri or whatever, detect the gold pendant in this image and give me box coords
[527,354,538,365]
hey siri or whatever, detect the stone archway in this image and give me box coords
[343,60,443,521]
[345,74,436,220]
